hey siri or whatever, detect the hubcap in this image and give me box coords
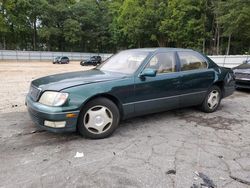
[84,105,113,134]
[207,90,220,110]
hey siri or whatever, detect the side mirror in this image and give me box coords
[243,60,247,64]
[139,68,157,78]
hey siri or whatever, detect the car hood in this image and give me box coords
[31,69,127,91]
[233,63,250,73]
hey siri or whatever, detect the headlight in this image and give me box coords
[39,91,69,106]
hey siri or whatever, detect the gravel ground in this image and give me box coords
[0,61,250,188]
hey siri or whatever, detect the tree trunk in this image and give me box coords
[157,36,166,47]
[33,19,37,50]
[137,40,141,48]
[47,39,50,51]
[203,38,205,54]
[2,36,6,50]
[216,21,220,55]
[226,34,231,55]
[157,40,165,47]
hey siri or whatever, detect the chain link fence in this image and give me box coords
[208,55,249,68]
[0,50,249,68]
[0,50,112,62]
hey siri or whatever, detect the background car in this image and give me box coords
[26,48,235,139]
[233,59,250,89]
[80,56,102,66]
[53,56,70,64]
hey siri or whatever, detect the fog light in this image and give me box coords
[44,120,66,128]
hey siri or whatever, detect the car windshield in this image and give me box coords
[97,51,150,74]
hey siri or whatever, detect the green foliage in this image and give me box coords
[0,0,249,54]
[63,19,81,45]
[160,0,207,50]
[215,0,250,53]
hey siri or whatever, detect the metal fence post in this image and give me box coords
[16,50,18,62]
[223,55,226,67]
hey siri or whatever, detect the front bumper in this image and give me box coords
[26,96,80,133]
[235,79,250,89]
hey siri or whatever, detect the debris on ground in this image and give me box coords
[190,183,199,188]
[230,175,250,186]
[219,176,226,181]
[74,152,84,158]
[193,171,216,188]
[166,169,176,175]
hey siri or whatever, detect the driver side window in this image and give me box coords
[146,52,175,74]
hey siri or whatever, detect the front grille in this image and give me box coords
[235,72,250,80]
[29,85,42,101]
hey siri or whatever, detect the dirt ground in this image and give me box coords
[0,61,250,188]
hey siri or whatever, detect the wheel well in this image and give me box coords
[81,94,124,119]
[214,81,224,97]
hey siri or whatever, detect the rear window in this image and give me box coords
[178,52,207,71]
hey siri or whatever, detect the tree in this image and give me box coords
[160,0,208,51]
[215,0,250,54]
[142,0,169,47]
[0,8,8,49]
[117,0,145,47]
[0,0,249,54]
[63,19,81,50]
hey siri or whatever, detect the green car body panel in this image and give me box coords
[26,48,235,133]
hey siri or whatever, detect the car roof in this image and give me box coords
[124,48,193,53]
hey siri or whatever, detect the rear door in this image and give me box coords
[134,52,181,115]
[177,51,215,107]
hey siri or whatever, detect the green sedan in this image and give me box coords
[26,48,235,139]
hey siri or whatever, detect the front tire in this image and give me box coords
[77,98,120,139]
[201,85,222,113]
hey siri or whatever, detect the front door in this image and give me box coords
[134,52,181,115]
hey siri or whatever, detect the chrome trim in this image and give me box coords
[123,91,207,106]
[236,78,250,81]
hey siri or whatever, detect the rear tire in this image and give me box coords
[201,85,222,113]
[77,98,120,139]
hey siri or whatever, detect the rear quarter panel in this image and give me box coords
[218,67,235,97]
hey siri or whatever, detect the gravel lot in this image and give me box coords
[0,61,250,188]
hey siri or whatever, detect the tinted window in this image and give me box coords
[146,52,175,74]
[62,57,68,60]
[178,52,207,71]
